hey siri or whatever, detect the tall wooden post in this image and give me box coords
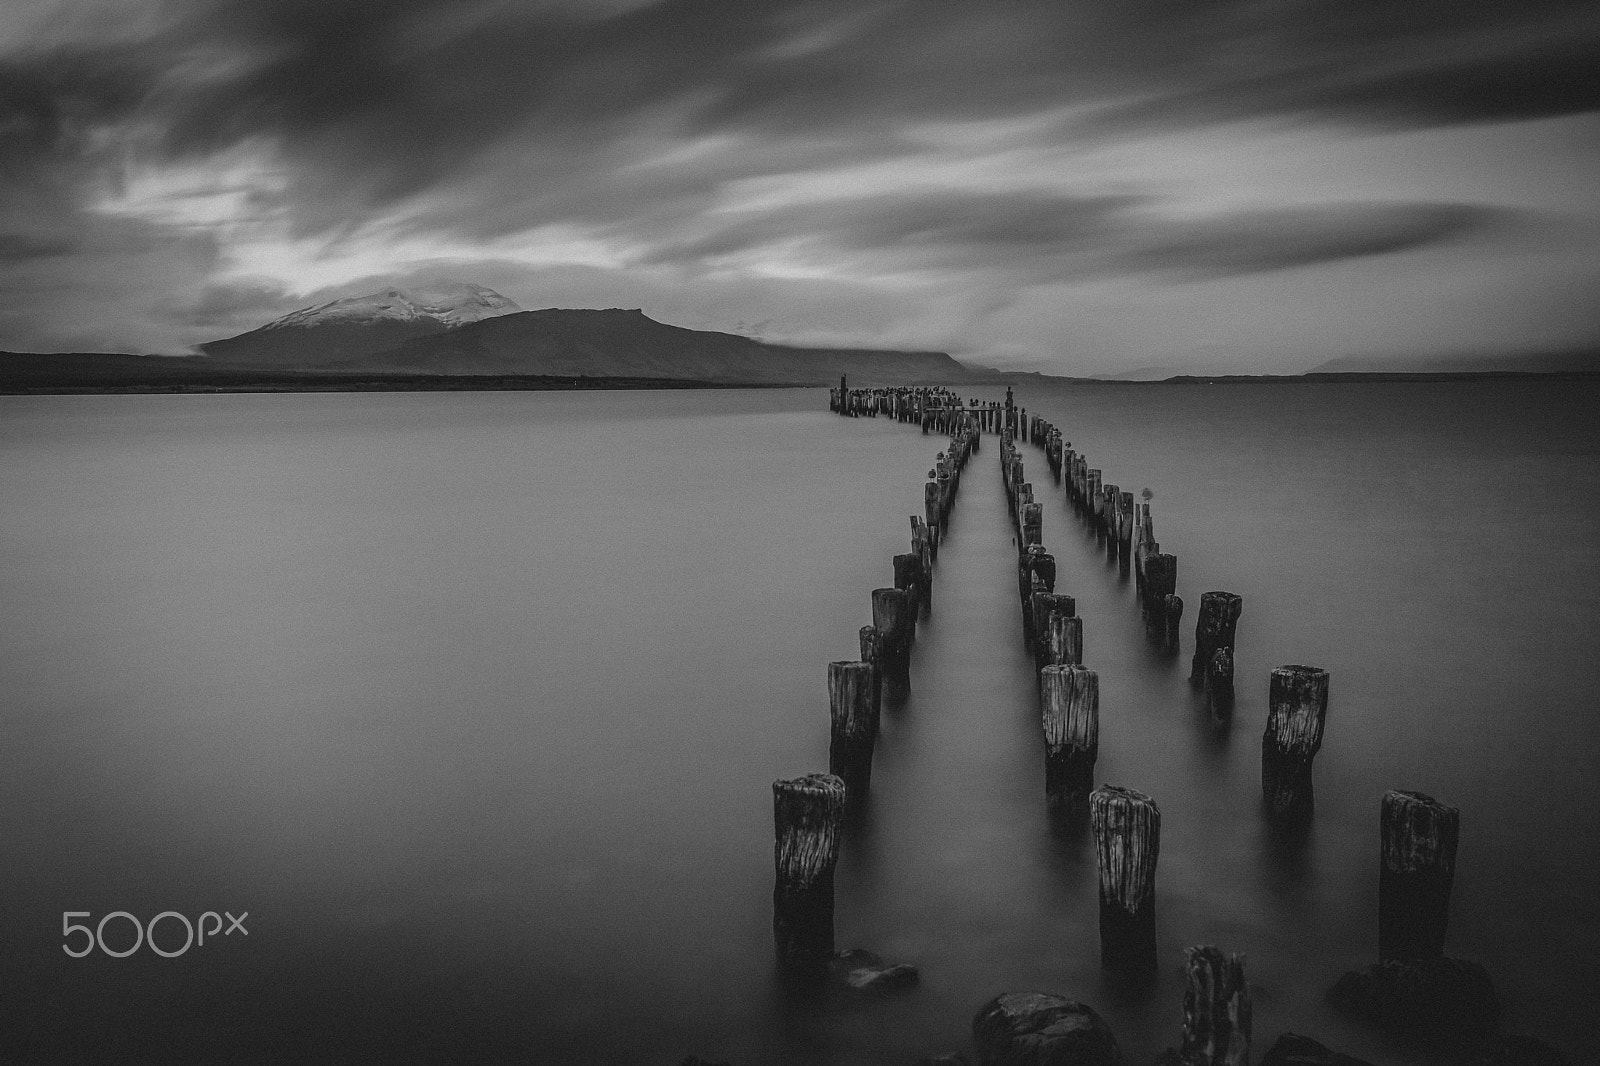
[1179,947,1251,1066]
[893,552,928,619]
[772,773,847,976]
[1091,785,1161,974]
[1206,646,1235,717]
[857,625,882,717]
[1041,665,1098,812]
[871,587,915,693]
[1262,666,1329,823]
[827,661,877,798]
[1043,611,1084,667]
[1190,592,1243,686]
[1379,790,1459,961]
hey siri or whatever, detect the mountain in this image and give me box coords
[314,306,975,384]
[195,279,977,383]
[201,283,521,366]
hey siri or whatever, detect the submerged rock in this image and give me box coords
[972,992,1123,1066]
[828,948,920,997]
[1328,957,1500,1045]
[1258,1033,1376,1066]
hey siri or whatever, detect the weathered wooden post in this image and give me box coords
[1178,947,1251,1066]
[1041,665,1098,812]
[911,516,933,573]
[772,773,847,976]
[1190,592,1243,686]
[894,552,929,619]
[1142,551,1175,603]
[871,587,915,693]
[1262,666,1329,823]
[1379,790,1460,961]
[1022,501,1042,546]
[1043,611,1084,667]
[1091,785,1161,974]
[1030,591,1075,659]
[1206,646,1235,716]
[858,625,882,717]
[827,661,877,798]
[1161,594,1184,652]
[924,481,942,547]
[1117,491,1135,567]
[1017,547,1055,645]
[1142,554,1178,642]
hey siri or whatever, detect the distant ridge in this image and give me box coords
[318,306,975,384]
[201,283,521,366]
[199,287,978,384]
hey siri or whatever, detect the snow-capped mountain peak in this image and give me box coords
[265,282,521,331]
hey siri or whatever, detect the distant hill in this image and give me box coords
[193,283,976,384]
[316,307,974,384]
[201,283,522,366]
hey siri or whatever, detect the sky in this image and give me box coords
[2,0,1598,374]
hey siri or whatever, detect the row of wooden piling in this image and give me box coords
[1009,394,1464,985]
[782,388,1469,1059]
[1000,406,1164,973]
[772,403,981,980]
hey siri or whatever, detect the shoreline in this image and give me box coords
[3,367,1596,396]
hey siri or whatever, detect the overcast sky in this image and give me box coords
[2,0,1597,373]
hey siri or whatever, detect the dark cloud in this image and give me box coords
[13,0,1595,232]
[632,186,1521,285]
[1117,202,1518,279]
[0,232,75,259]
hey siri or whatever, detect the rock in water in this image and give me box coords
[972,992,1123,1066]
[1327,957,1500,1045]
[1258,1033,1376,1066]
[827,948,919,996]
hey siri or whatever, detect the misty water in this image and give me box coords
[1,382,1596,1064]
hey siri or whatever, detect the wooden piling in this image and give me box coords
[772,773,847,975]
[1180,947,1251,1066]
[1022,502,1042,546]
[1142,552,1177,607]
[1030,591,1075,660]
[1041,665,1098,812]
[857,625,882,717]
[893,551,929,618]
[1262,666,1329,823]
[1379,790,1460,961]
[1142,553,1178,643]
[1161,594,1184,652]
[1091,785,1161,974]
[1206,646,1235,716]
[1190,592,1243,686]
[1043,611,1084,667]
[827,661,877,798]
[871,587,915,693]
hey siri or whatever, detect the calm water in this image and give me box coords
[0,383,1596,1064]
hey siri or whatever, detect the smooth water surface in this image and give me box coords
[1,382,1596,1063]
